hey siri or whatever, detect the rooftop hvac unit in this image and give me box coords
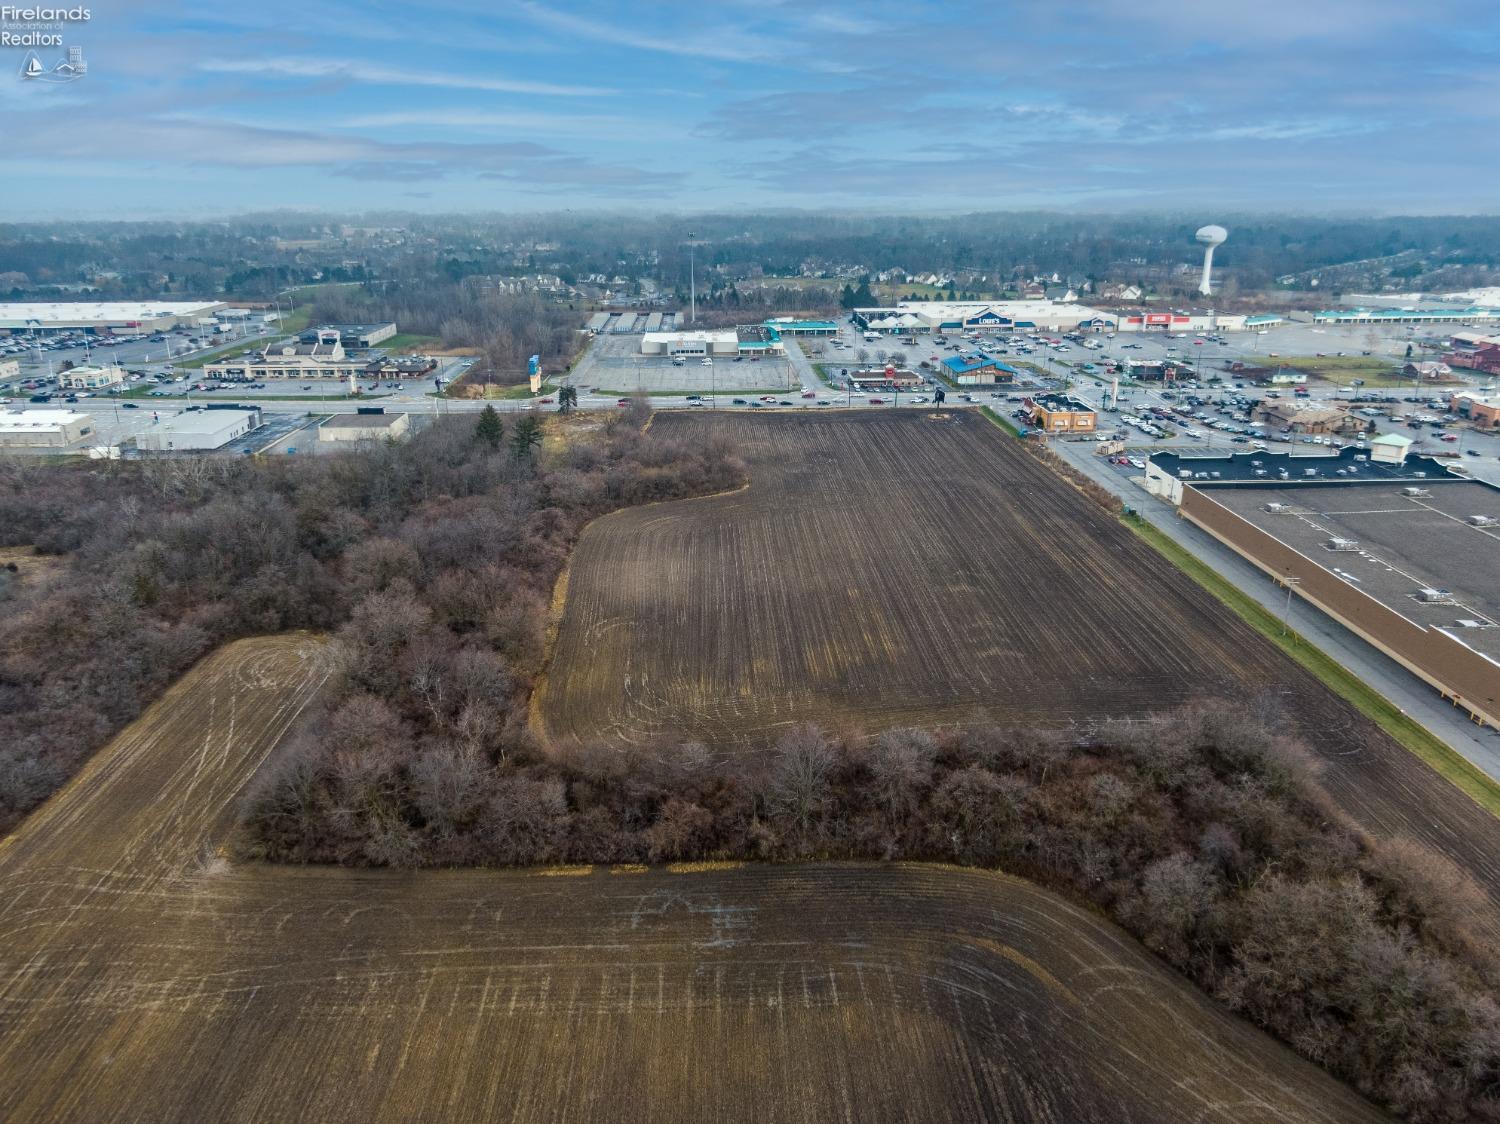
[1265,502,1288,512]
[1401,486,1429,497]
[1418,588,1454,603]
[1327,538,1359,551]
[1468,515,1497,527]
[1454,619,1492,629]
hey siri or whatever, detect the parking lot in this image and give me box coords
[567,333,801,394]
[1,324,277,387]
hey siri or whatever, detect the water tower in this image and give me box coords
[1195,225,1227,296]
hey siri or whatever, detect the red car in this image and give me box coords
[869,397,887,404]
[616,398,631,407]
[538,396,554,404]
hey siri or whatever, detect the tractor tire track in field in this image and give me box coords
[0,634,1382,1121]
[540,411,1500,916]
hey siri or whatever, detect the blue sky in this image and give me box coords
[4,0,1498,217]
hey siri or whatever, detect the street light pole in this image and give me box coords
[688,233,697,326]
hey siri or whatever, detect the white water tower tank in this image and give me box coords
[1195,225,1228,297]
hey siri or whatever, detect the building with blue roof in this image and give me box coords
[941,352,1017,385]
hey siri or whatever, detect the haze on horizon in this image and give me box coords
[4,0,1498,219]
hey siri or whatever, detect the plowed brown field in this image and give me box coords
[540,411,1500,911]
[0,633,1381,1121]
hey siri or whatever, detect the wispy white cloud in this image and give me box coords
[198,57,614,96]
[511,1,785,64]
[338,109,675,140]
[1,114,682,194]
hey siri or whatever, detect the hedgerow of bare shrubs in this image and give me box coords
[236,701,1500,1121]
[1022,440,1123,513]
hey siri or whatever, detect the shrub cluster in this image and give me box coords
[238,703,1500,1122]
[0,410,743,831]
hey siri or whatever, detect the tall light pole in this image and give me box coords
[687,232,699,326]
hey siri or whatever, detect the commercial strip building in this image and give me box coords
[641,330,739,357]
[135,408,264,452]
[300,323,397,349]
[1116,311,1249,333]
[318,411,411,443]
[762,318,838,336]
[852,300,1116,335]
[0,301,228,333]
[1145,447,1499,728]
[640,325,787,358]
[57,364,126,391]
[205,330,366,382]
[1304,306,1500,327]
[0,409,94,448]
[1143,443,1455,504]
[1026,393,1097,433]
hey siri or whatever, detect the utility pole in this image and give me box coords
[1280,575,1302,637]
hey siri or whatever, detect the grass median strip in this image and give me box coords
[1122,512,1500,817]
[980,405,1021,437]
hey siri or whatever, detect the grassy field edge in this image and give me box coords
[1122,512,1500,818]
[979,404,1022,437]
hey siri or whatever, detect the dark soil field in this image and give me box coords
[0,635,1381,1122]
[539,411,1500,911]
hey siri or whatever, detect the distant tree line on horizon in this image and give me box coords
[5,212,1500,305]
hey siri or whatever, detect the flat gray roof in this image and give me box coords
[1210,482,1500,660]
[154,409,260,434]
[323,413,403,428]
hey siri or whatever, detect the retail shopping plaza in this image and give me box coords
[848,299,1500,336]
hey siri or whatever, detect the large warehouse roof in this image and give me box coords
[0,302,226,329]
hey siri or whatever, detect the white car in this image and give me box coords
[701,358,713,366]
